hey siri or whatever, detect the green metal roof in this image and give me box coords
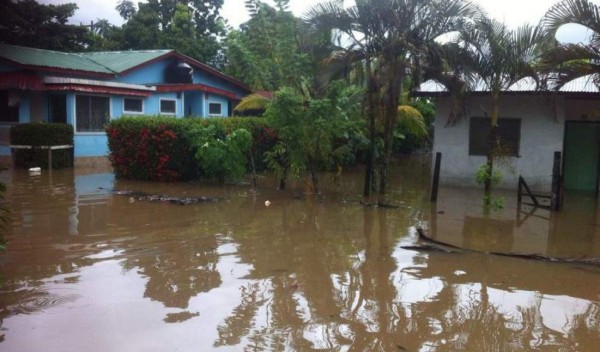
[78,50,172,73]
[0,44,113,74]
[0,44,172,75]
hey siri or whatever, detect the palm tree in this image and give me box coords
[305,0,480,205]
[541,0,600,89]
[441,18,546,203]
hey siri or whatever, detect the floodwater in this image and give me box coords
[0,157,598,351]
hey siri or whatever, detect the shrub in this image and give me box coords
[191,125,252,183]
[106,116,196,181]
[10,123,74,169]
[201,117,278,171]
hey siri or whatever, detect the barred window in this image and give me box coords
[208,102,222,116]
[469,117,521,157]
[160,99,176,115]
[123,97,143,114]
[76,95,110,132]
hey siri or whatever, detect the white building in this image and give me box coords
[417,78,600,192]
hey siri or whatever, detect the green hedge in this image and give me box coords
[106,116,277,181]
[10,123,74,169]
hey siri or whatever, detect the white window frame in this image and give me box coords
[208,101,223,117]
[159,98,177,116]
[123,97,144,115]
[74,94,112,135]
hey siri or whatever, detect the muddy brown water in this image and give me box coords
[0,157,598,351]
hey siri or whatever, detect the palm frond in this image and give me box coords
[398,105,428,138]
[541,0,600,41]
[234,93,273,112]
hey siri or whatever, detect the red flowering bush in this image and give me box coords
[106,117,196,181]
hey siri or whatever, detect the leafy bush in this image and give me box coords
[201,117,278,171]
[191,125,252,183]
[10,123,74,169]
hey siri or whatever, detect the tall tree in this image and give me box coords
[541,0,600,89]
[119,1,163,50]
[222,0,312,90]
[117,0,226,67]
[116,0,136,21]
[0,0,89,51]
[306,0,480,205]
[446,18,546,204]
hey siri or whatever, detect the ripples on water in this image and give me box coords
[0,158,598,351]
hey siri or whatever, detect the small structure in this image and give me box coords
[416,78,600,193]
[0,44,251,165]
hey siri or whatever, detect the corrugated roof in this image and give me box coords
[0,44,114,74]
[0,44,172,75]
[417,76,600,94]
[79,50,172,73]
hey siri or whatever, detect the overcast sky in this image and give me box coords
[38,0,593,43]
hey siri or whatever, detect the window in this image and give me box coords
[76,95,110,132]
[123,97,143,114]
[48,94,67,123]
[0,90,19,123]
[208,102,222,116]
[469,117,521,157]
[160,99,176,115]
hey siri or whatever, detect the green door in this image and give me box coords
[564,122,600,191]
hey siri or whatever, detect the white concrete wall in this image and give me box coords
[433,94,566,191]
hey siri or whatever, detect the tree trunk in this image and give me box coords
[310,170,320,195]
[363,58,377,202]
[377,67,402,206]
[484,97,500,204]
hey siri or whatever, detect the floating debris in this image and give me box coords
[416,228,600,268]
[114,190,221,205]
[28,167,41,176]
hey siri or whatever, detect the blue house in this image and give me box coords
[0,44,251,163]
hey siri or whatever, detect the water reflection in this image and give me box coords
[0,158,598,351]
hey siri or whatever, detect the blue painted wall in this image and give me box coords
[193,71,248,98]
[184,91,204,116]
[205,94,228,117]
[117,58,173,85]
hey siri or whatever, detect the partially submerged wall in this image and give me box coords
[432,94,565,191]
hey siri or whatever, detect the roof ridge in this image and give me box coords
[79,55,119,75]
[0,43,85,58]
[79,49,173,55]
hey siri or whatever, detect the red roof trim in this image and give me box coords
[155,84,238,99]
[0,72,44,90]
[46,84,152,97]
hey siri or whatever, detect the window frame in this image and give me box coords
[468,116,521,157]
[74,94,112,134]
[123,97,144,115]
[208,101,223,117]
[159,98,177,116]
